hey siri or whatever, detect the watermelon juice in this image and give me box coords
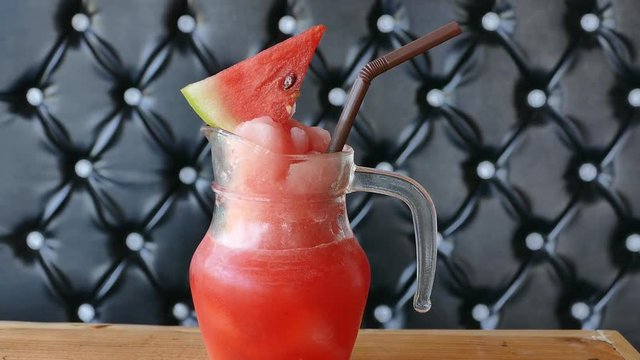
[184,24,439,360]
[190,121,371,359]
[190,225,370,359]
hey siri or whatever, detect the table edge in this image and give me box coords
[0,322,634,339]
[1,321,637,359]
[601,330,640,360]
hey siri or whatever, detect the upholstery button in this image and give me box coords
[527,89,547,108]
[26,231,45,251]
[328,87,347,107]
[173,302,190,321]
[177,15,196,34]
[78,303,96,323]
[571,302,590,320]
[26,88,44,107]
[74,159,93,178]
[472,303,490,321]
[375,162,394,172]
[580,14,600,33]
[436,232,444,247]
[278,15,297,35]
[627,88,640,107]
[179,166,198,185]
[525,232,545,251]
[125,232,145,252]
[71,13,90,33]
[426,89,445,108]
[481,12,501,32]
[578,163,598,182]
[625,233,640,253]
[437,232,456,255]
[376,14,395,34]
[476,161,496,180]
[374,304,393,323]
[124,88,143,106]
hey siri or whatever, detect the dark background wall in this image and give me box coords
[1,0,639,349]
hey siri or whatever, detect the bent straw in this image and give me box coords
[327,21,462,153]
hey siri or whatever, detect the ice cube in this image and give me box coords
[305,126,331,153]
[290,126,310,154]
[235,116,289,154]
[227,117,291,194]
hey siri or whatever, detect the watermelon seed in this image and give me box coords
[283,73,297,90]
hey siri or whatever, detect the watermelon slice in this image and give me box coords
[181,25,325,129]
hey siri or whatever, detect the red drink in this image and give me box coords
[183,19,447,359]
[190,124,370,359]
[190,233,369,359]
[190,124,438,360]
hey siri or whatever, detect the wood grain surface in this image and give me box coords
[0,322,637,359]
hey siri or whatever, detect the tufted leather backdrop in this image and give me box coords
[1,0,639,349]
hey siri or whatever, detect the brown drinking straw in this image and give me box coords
[327,21,462,153]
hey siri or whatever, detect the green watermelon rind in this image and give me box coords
[181,82,231,129]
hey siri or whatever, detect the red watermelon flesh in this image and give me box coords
[181,25,325,129]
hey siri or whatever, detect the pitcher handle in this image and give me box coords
[348,166,437,313]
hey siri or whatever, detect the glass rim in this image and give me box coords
[202,126,354,161]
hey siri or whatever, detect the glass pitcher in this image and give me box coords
[190,127,438,360]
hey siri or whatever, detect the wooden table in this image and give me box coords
[0,322,638,359]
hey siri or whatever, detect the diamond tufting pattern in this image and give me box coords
[0,0,639,348]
